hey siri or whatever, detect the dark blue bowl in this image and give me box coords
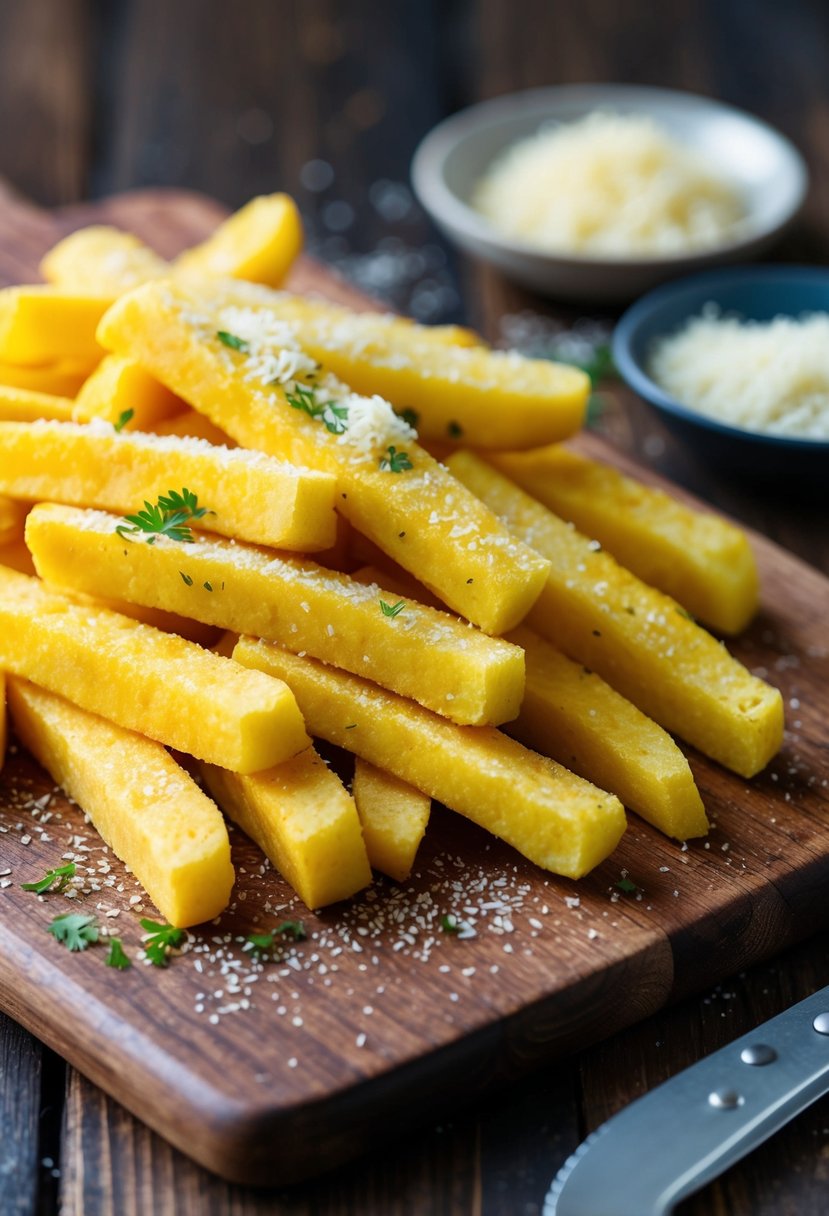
[613,266,829,490]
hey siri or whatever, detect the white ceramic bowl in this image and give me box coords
[411,84,809,303]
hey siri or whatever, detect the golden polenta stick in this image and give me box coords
[0,286,112,364]
[0,540,34,574]
[233,637,626,880]
[0,567,309,772]
[351,758,431,882]
[506,625,707,840]
[98,279,550,633]
[248,290,589,449]
[74,354,182,430]
[175,193,303,285]
[26,503,526,727]
[40,226,169,292]
[0,385,75,424]
[41,197,303,294]
[150,409,237,447]
[0,420,337,552]
[448,451,783,778]
[8,678,234,927]
[0,356,97,397]
[200,749,371,909]
[490,445,759,634]
[0,495,25,546]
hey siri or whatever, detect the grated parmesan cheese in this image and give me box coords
[473,112,745,258]
[649,307,829,439]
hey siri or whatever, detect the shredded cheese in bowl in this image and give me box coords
[649,307,829,440]
[472,112,745,259]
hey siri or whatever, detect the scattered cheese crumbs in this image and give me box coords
[650,308,829,439]
[473,111,744,257]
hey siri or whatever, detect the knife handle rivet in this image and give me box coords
[812,1013,829,1035]
[708,1088,745,1109]
[740,1043,777,1066]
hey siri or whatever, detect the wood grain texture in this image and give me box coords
[0,1014,43,1215]
[0,190,827,1193]
[0,0,91,206]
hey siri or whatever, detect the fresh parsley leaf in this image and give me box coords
[216,330,250,352]
[447,420,463,438]
[379,445,413,473]
[48,912,99,952]
[440,914,462,935]
[113,408,134,433]
[115,487,212,545]
[285,384,349,434]
[21,862,76,895]
[615,876,640,894]
[244,919,307,957]
[180,571,193,586]
[379,598,405,618]
[105,938,131,970]
[140,918,186,967]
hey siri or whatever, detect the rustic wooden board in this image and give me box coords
[0,187,828,1186]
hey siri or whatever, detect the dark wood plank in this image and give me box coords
[60,1064,485,1216]
[0,1014,43,1215]
[0,0,92,206]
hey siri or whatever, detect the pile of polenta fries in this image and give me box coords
[0,194,784,927]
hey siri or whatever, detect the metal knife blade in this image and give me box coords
[544,982,829,1216]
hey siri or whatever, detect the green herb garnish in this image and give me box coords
[179,571,193,586]
[21,862,76,894]
[285,383,349,434]
[447,420,463,438]
[440,913,471,935]
[105,938,131,970]
[115,488,212,545]
[379,598,405,619]
[217,330,250,352]
[113,408,134,433]
[47,912,99,952]
[379,445,413,473]
[615,876,640,894]
[399,407,419,429]
[244,919,307,957]
[140,918,186,967]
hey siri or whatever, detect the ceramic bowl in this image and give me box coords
[411,85,808,302]
[613,265,829,489]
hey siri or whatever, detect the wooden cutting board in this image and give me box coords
[1,186,828,1186]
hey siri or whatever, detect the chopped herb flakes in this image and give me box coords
[48,912,99,952]
[244,919,307,958]
[216,330,250,353]
[447,420,463,438]
[399,407,419,429]
[379,445,413,473]
[21,862,76,894]
[115,488,212,545]
[440,913,472,935]
[113,408,134,433]
[179,571,193,586]
[615,876,640,894]
[379,598,405,618]
[285,383,349,434]
[140,918,186,967]
[105,938,131,970]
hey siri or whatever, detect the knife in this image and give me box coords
[544,983,829,1216]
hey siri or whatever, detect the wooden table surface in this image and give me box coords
[2,2,829,1213]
